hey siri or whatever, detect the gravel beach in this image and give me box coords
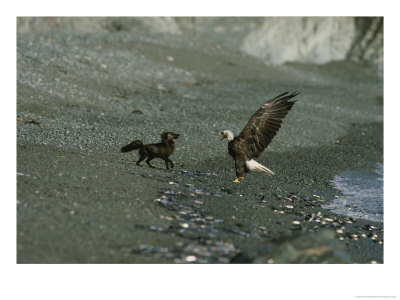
[17,18,383,263]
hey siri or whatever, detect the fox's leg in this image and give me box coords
[146,157,156,168]
[162,158,170,170]
[136,154,146,166]
[167,158,174,169]
[162,157,174,170]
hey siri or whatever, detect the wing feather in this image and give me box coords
[238,91,299,158]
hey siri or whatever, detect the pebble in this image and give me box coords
[304,214,314,222]
[185,255,197,262]
[157,84,167,91]
[149,226,163,232]
[370,234,378,240]
[131,109,143,114]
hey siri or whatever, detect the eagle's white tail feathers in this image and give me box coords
[246,159,275,176]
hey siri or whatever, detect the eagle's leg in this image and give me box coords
[233,159,246,183]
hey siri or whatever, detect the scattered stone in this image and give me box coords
[24,119,41,126]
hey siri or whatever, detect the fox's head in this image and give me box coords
[161,132,180,140]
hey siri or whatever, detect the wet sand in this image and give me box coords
[17,31,383,263]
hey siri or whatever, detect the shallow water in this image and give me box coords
[323,163,383,222]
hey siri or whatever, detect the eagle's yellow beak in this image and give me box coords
[218,132,225,140]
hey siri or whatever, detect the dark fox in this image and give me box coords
[121,131,180,170]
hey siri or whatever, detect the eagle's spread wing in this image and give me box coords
[237,92,299,158]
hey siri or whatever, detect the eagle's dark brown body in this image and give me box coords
[228,139,250,178]
[121,132,180,170]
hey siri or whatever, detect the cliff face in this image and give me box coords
[17,17,383,75]
[238,17,383,76]
[347,18,383,73]
[241,18,356,64]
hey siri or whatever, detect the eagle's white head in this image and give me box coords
[218,130,235,141]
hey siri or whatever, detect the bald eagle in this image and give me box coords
[218,92,299,183]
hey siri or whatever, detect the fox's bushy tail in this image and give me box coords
[121,140,143,152]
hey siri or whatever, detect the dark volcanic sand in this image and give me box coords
[17,32,383,263]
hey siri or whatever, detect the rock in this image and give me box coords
[131,109,143,114]
[254,229,353,264]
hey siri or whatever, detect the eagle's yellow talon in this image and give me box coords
[232,177,244,183]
